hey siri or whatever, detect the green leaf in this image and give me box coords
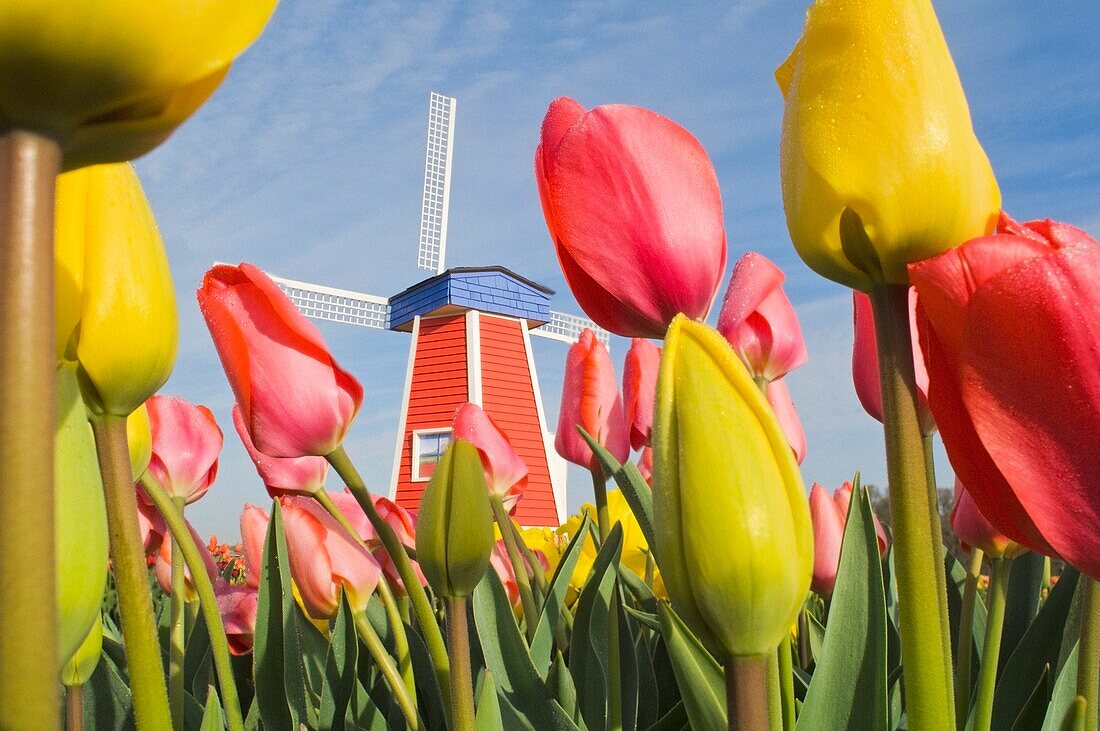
[648,700,690,731]
[947,550,988,661]
[297,601,330,724]
[1012,666,1052,730]
[200,685,225,731]
[805,612,825,665]
[319,591,359,731]
[472,570,580,730]
[797,482,888,731]
[1001,552,1047,672]
[548,651,579,723]
[634,631,660,729]
[656,602,726,730]
[253,500,309,730]
[1042,644,1079,731]
[623,604,661,632]
[83,648,134,729]
[475,669,504,730]
[579,427,656,552]
[185,608,212,702]
[531,512,591,678]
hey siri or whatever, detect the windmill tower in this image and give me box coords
[260,92,608,526]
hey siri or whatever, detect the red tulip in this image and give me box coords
[146,395,222,504]
[154,520,219,600]
[810,481,889,596]
[198,263,363,458]
[233,405,328,497]
[910,215,1100,571]
[637,446,653,485]
[452,403,528,512]
[852,289,935,435]
[765,378,806,465]
[535,98,727,338]
[950,481,1025,560]
[622,338,661,451]
[325,491,427,594]
[717,252,807,382]
[215,580,258,655]
[240,504,270,590]
[555,329,629,469]
[281,496,382,618]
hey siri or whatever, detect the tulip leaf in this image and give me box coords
[200,685,225,731]
[797,484,888,731]
[319,591,359,731]
[1001,552,1047,672]
[623,604,661,632]
[947,550,988,661]
[184,609,212,701]
[655,602,726,730]
[634,630,660,729]
[531,512,592,678]
[1012,666,1053,730]
[82,648,134,729]
[579,427,657,553]
[1042,643,1080,731]
[254,500,309,731]
[475,669,503,730]
[548,651,580,722]
[992,568,1079,729]
[472,570,581,730]
[648,700,689,731]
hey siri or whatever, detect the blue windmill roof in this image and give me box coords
[387,266,554,331]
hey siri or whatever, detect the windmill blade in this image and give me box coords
[531,310,611,348]
[417,92,456,275]
[268,273,390,330]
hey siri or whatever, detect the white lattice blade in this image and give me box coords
[267,272,390,330]
[531,311,611,348]
[417,92,456,274]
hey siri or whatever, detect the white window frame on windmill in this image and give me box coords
[411,427,453,482]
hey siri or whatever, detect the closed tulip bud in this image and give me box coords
[833,482,889,557]
[776,0,1000,291]
[233,405,328,497]
[652,316,813,658]
[215,580,259,656]
[324,491,427,594]
[622,339,661,451]
[0,1,276,169]
[240,504,270,590]
[146,395,222,504]
[54,163,178,416]
[154,521,218,602]
[452,403,528,512]
[717,252,807,382]
[127,403,152,482]
[765,379,807,466]
[555,329,629,469]
[61,615,103,687]
[810,481,889,596]
[416,440,494,600]
[950,481,1025,560]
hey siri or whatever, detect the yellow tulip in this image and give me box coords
[55,163,178,416]
[61,616,103,687]
[127,403,152,481]
[652,316,812,659]
[776,0,1001,291]
[0,1,277,170]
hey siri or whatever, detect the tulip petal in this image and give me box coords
[146,395,223,504]
[233,405,328,497]
[452,403,529,502]
[809,483,845,595]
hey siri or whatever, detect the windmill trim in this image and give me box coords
[521,319,568,523]
[388,315,421,497]
[417,92,456,274]
[465,310,483,405]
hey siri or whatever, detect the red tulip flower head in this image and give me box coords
[809,481,888,596]
[852,289,935,435]
[146,395,222,504]
[950,481,1025,560]
[215,580,259,655]
[765,378,806,466]
[452,403,528,512]
[154,520,219,600]
[240,504,270,590]
[622,338,661,451]
[535,98,727,338]
[233,405,328,498]
[910,215,1100,573]
[555,329,629,469]
[198,263,363,458]
[717,252,807,382]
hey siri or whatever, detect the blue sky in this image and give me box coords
[134,0,1100,540]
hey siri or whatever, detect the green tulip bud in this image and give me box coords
[415,440,494,599]
[61,615,103,687]
[652,316,813,659]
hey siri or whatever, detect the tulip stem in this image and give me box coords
[140,474,245,731]
[955,548,984,728]
[91,415,172,730]
[353,611,423,730]
[169,496,186,730]
[0,130,61,728]
[510,518,549,598]
[726,655,770,731]
[491,495,540,642]
[1077,579,1100,731]
[591,463,611,541]
[869,284,956,729]
[973,557,1011,731]
[766,650,781,731]
[66,683,84,731]
[777,641,795,731]
[328,447,452,721]
[445,597,476,731]
[591,466,624,731]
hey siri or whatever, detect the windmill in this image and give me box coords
[261,92,608,526]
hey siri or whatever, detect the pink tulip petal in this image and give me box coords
[765,379,806,465]
[233,405,328,497]
[146,395,223,504]
[240,504,270,590]
[622,338,661,451]
[809,483,844,595]
[951,481,1020,559]
[281,500,340,618]
[452,403,529,503]
[555,330,629,467]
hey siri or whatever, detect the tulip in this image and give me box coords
[652,316,812,658]
[240,504,270,590]
[808,484,845,596]
[61,615,103,688]
[717,252,807,382]
[233,405,328,497]
[215,580,259,656]
[951,481,1025,560]
[910,215,1100,573]
[154,521,218,602]
[637,446,653,485]
[452,403,528,512]
[136,490,166,557]
[555,329,629,469]
[127,404,152,482]
[198,263,363,458]
[325,491,427,593]
[145,395,222,505]
[776,0,1000,291]
[281,496,382,619]
[622,339,661,450]
[535,98,727,337]
[833,482,889,557]
[54,163,178,416]
[488,540,550,609]
[765,378,806,466]
[0,0,276,169]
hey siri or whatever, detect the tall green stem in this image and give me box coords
[726,655,770,731]
[869,285,955,729]
[0,130,61,728]
[591,465,622,731]
[491,495,540,642]
[445,597,476,731]
[91,415,171,730]
[353,612,422,730]
[509,517,548,598]
[169,495,186,729]
[1077,579,1100,731]
[140,474,244,731]
[327,447,452,717]
[955,548,984,728]
[777,640,795,731]
[766,651,781,731]
[973,557,1011,731]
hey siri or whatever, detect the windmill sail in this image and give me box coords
[268,274,390,330]
[531,310,610,347]
[417,92,457,275]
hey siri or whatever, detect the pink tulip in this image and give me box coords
[154,520,219,600]
[809,483,845,595]
[535,98,727,338]
[852,289,935,435]
[834,482,889,557]
[637,446,653,485]
[136,487,166,556]
[555,329,629,469]
[950,480,1025,560]
[146,395,222,504]
[765,378,806,465]
[281,496,382,619]
[910,214,1100,570]
[215,580,258,655]
[198,263,363,458]
[325,491,427,594]
[233,405,328,497]
[240,504,270,590]
[452,403,527,512]
[717,252,807,382]
[622,339,661,451]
